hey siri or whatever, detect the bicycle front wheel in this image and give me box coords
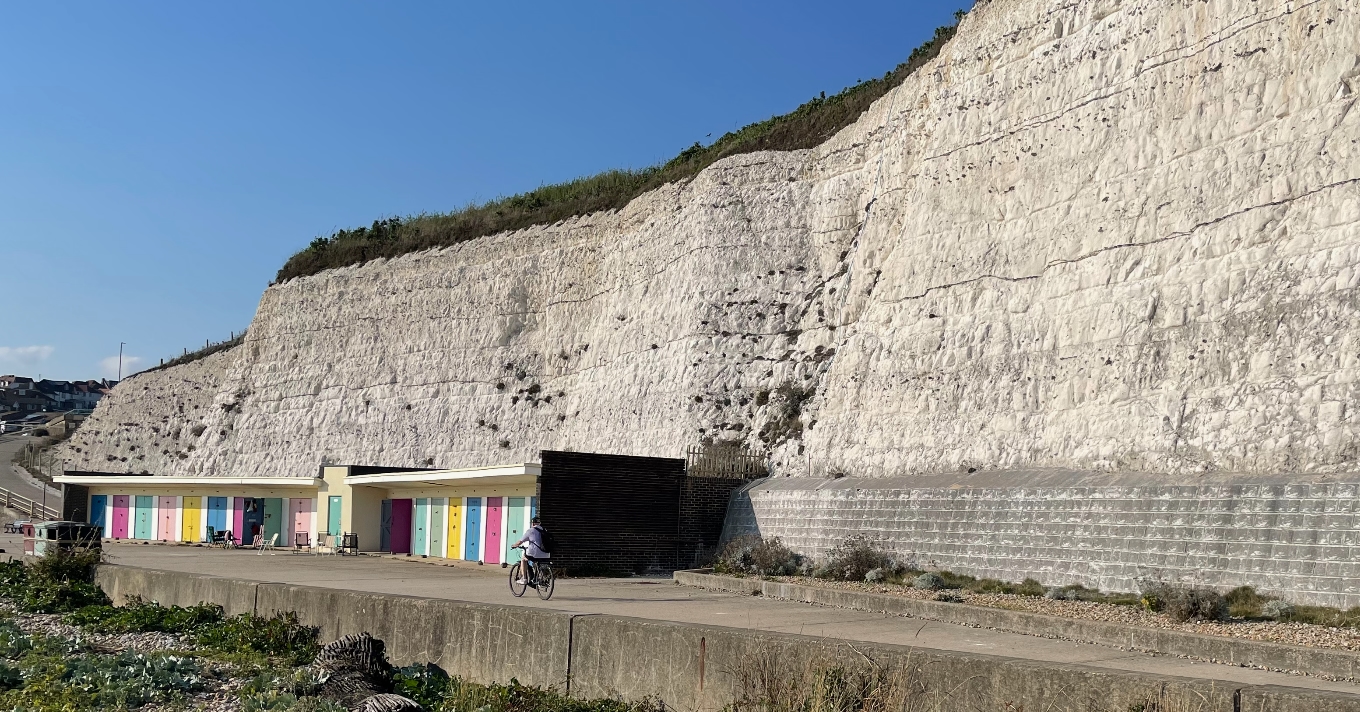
[535,564,555,600]
[509,562,528,597]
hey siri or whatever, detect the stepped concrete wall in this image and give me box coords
[724,473,1360,607]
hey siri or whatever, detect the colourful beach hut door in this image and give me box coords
[390,499,413,554]
[505,497,526,564]
[157,497,176,541]
[133,496,154,539]
[413,499,428,555]
[182,497,202,542]
[112,496,130,538]
[263,498,283,544]
[464,498,481,561]
[289,498,311,547]
[484,497,503,565]
[446,499,462,560]
[207,497,228,535]
[242,498,265,545]
[429,499,445,558]
[328,497,343,537]
[90,496,107,535]
[380,500,392,551]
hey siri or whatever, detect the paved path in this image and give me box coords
[0,435,61,512]
[73,541,1360,696]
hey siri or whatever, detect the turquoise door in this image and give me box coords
[429,499,446,558]
[464,498,481,561]
[328,496,343,536]
[263,498,283,543]
[133,496,154,539]
[506,497,526,564]
[90,495,107,535]
[414,499,429,555]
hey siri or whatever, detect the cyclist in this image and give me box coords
[513,516,550,585]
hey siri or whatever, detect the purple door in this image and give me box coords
[391,499,413,554]
[112,495,130,539]
[484,497,502,565]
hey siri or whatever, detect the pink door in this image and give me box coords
[112,496,130,538]
[158,497,177,540]
[484,497,502,565]
[232,498,245,544]
[289,498,312,546]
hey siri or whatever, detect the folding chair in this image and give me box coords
[256,533,278,555]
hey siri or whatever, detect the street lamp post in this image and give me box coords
[118,342,125,381]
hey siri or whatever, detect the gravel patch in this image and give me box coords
[771,576,1360,652]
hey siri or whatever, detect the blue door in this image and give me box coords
[207,497,228,533]
[464,497,482,561]
[90,495,107,535]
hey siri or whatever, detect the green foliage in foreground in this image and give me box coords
[276,11,967,283]
[63,597,320,667]
[0,625,206,711]
[0,550,109,614]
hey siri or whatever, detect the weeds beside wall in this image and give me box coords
[274,13,967,283]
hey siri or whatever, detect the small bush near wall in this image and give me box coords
[715,535,809,577]
[1139,583,1227,622]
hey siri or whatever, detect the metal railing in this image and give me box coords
[0,486,59,521]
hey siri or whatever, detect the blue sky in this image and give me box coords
[1,1,965,382]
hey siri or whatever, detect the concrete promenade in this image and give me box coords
[72,540,1360,697]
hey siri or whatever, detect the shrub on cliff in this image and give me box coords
[275,11,968,283]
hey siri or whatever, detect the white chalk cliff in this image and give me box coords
[65,0,1360,482]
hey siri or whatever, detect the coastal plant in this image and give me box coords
[0,548,110,614]
[1140,583,1227,622]
[715,536,807,577]
[394,663,451,710]
[729,647,928,712]
[818,534,896,582]
[63,595,225,635]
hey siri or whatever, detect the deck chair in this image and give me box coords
[292,532,310,553]
[256,532,278,555]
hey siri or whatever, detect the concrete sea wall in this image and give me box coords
[724,474,1360,608]
[93,564,1360,712]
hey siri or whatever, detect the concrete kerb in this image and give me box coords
[674,570,1360,682]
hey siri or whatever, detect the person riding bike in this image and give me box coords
[513,516,551,585]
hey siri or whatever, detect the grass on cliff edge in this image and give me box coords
[276,11,967,283]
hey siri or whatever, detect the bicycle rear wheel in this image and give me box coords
[508,561,527,597]
[535,564,555,600]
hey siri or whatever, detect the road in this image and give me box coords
[62,540,1360,697]
[0,434,62,514]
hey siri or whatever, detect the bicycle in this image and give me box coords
[508,545,555,600]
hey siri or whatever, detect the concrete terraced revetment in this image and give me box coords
[62,0,1360,602]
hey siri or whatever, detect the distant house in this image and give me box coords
[34,379,105,410]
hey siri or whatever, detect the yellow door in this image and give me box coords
[182,496,202,542]
[446,498,462,559]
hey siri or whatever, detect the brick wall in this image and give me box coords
[678,477,747,568]
[725,476,1360,608]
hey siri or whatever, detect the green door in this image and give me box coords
[429,499,445,558]
[263,498,283,544]
[413,499,429,555]
[133,496,154,539]
[327,496,343,537]
[506,497,526,564]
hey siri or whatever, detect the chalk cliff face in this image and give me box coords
[64,0,1360,481]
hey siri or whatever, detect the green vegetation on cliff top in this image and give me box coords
[276,13,966,283]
